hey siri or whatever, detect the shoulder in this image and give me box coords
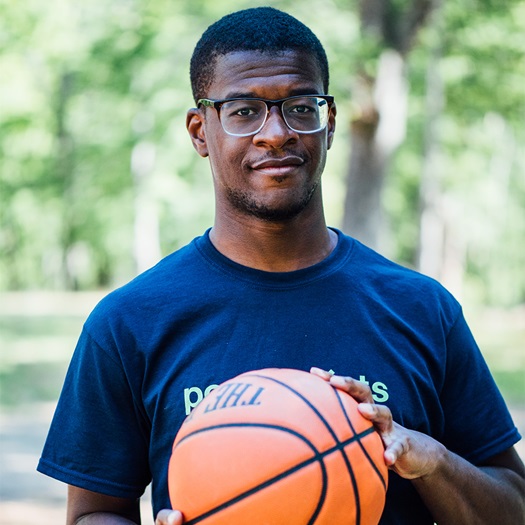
[84,234,209,339]
[339,232,461,327]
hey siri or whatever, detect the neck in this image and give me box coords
[209,206,337,272]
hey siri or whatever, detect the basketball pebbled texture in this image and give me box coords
[168,368,388,525]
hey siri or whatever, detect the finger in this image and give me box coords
[329,375,374,403]
[384,446,399,467]
[310,367,334,381]
[383,435,410,467]
[155,509,183,525]
[358,403,393,433]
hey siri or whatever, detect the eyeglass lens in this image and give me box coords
[219,97,329,136]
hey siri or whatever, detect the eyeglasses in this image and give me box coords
[197,95,334,137]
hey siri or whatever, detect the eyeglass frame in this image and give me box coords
[196,94,335,137]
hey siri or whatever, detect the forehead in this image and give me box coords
[208,50,324,99]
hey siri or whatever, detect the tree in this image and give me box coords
[341,0,436,251]
[1,0,523,304]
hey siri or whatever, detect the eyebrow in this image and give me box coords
[222,88,323,100]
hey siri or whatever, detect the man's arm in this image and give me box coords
[67,486,184,525]
[413,447,525,524]
[67,486,142,524]
[320,370,525,525]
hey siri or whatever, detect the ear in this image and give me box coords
[326,102,336,150]
[186,108,209,158]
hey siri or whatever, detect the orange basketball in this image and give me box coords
[168,368,388,524]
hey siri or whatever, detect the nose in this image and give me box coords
[253,106,297,147]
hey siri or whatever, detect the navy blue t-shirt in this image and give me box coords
[38,229,521,524]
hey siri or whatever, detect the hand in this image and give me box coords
[310,367,446,481]
[155,510,183,525]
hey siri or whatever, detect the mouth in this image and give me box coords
[250,156,305,176]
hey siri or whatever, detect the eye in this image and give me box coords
[235,107,258,117]
[222,101,263,119]
[285,98,319,116]
[290,104,314,114]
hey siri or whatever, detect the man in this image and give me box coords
[38,7,524,525]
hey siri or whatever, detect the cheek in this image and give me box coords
[304,136,327,166]
[206,136,247,180]
[206,128,246,178]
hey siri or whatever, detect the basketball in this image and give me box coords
[168,368,388,524]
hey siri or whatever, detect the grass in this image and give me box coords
[0,315,83,407]
[466,306,525,405]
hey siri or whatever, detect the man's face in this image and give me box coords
[187,50,336,222]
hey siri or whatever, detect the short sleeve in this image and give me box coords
[37,328,151,498]
[440,310,521,464]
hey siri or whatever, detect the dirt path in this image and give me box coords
[0,403,153,525]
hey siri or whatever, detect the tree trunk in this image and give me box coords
[341,0,436,252]
[417,15,444,279]
[342,50,408,251]
[55,71,77,289]
[131,141,162,274]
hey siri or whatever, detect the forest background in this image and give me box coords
[1,0,524,305]
[0,0,524,524]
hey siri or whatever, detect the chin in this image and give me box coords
[234,195,315,222]
[248,206,304,222]
[227,183,319,223]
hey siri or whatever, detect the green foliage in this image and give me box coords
[0,0,523,306]
[386,0,525,305]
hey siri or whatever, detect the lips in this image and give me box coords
[250,156,304,172]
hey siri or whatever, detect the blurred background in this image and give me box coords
[0,0,523,524]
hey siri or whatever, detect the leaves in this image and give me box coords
[0,0,523,305]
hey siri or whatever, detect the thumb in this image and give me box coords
[155,509,183,525]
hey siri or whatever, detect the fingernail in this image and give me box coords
[329,375,346,388]
[310,367,331,379]
[168,511,182,524]
[358,403,375,416]
[384,450,396,466]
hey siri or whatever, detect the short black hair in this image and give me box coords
[190,7,329,103]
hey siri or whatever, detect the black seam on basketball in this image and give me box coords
[326,397,361,525]
[248,372,362,524]
[175,422,328,525]
[334,389,388,490]
[247,373,340,442]
[175,422,375,525]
